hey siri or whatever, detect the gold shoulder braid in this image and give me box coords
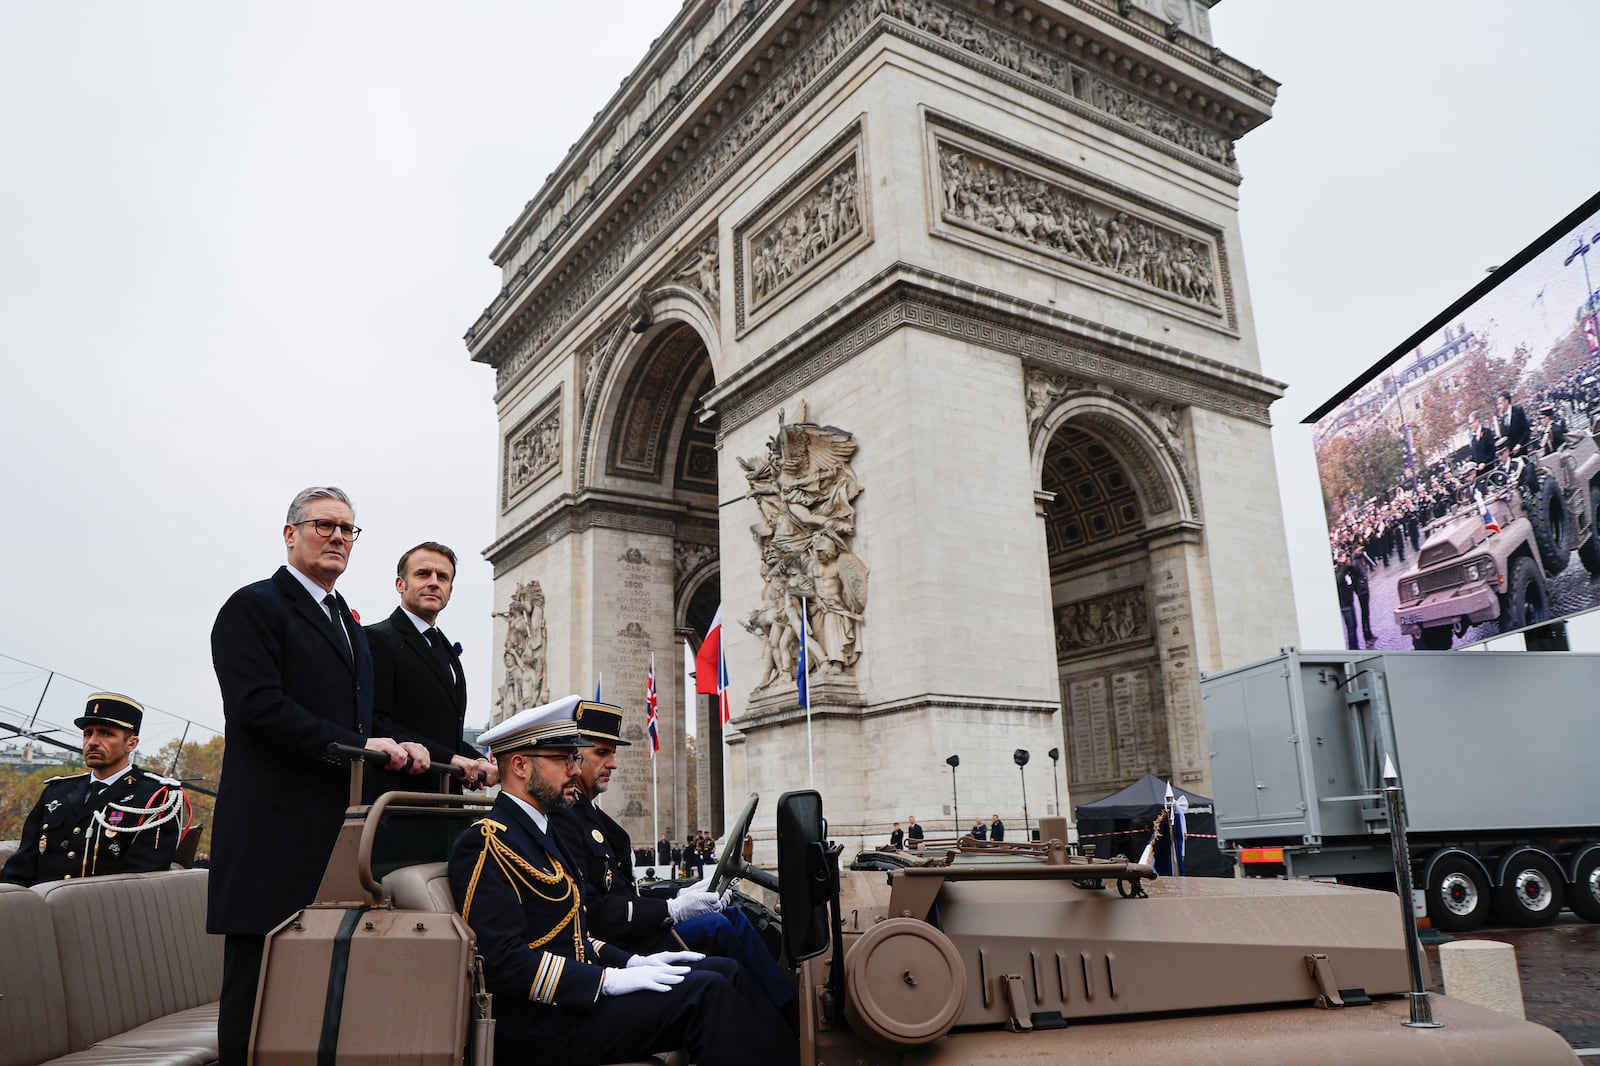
[460,819,586,962]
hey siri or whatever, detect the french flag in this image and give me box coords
[695,606,722,695]
[1478,491,1500,535]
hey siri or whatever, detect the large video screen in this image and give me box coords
[1308,191,1600,650]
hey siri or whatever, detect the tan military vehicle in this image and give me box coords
[238,749,1576,1065]
[1395,421,1600,648]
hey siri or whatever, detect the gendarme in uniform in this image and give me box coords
[1,693,185,886]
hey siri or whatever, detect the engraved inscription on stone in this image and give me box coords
[608,546,657,826]
[502,392,561,511]
[1153,566,1203,782]
[936,138,1221,311]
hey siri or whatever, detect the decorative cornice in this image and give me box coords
[705,266,1283,434]
[468,0,1274,401]
[483,489,715,577]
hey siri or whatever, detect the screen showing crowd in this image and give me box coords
[1311,193,1600,651]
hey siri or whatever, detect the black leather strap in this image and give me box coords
[317,908,366,1066]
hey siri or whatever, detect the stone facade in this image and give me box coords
[466,0,1295,857]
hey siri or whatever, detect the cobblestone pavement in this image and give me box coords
[1423,915,1600,1055]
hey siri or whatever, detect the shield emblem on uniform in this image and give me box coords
[108,809,124,826]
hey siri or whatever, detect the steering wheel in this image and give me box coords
[708,792,760,895]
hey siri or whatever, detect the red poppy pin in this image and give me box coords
[351,609,361,623]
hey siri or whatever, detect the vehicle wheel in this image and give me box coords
[1569,850,1600,923]
[1500,555,1550,634]
[1493,852,1566,927]
[1427,854,1491,932]
[1411,626,1453,650]
[1525,473,1570,575]
[1577,494,1600,575]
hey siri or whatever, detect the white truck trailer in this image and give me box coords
[1201,648,1600,931]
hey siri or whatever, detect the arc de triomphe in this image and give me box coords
[465,0,1298,856]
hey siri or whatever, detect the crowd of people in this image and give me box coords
[1324,367,1600,649]
[634,830,720,879]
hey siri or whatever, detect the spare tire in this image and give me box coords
[1525,472,1569,575]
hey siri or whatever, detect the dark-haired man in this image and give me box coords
[549,701,796,1014]
[451,697,795,1066]
[366,541,497,800]
[2,693,185,886]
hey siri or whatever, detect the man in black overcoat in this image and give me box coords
[2,693,185,886]
[451,698,796,1066]
[208,486,431,1065]
[365,540,497,802]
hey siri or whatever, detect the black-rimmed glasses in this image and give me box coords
[526,752,583,766]
[295,519,362,541]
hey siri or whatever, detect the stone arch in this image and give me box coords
[1035,391,1211,809]
[581,317,720,495]
[1031,391,1195,532]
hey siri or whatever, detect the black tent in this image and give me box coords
[1074,771,1232,877]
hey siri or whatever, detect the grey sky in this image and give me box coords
[2,1,1596,753]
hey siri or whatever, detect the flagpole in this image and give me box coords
[801,594,814,790]
[649,654,659,861]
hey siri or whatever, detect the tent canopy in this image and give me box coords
[1075,772,1212,821]
[1074,771,1231,877]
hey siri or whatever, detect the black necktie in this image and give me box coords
[323,594,352,660]
[425,627,455,679]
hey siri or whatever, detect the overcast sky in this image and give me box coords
[2,1,1596,754]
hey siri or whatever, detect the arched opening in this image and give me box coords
[1042,423,1170,810]
[584,319,725,845]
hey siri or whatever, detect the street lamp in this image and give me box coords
[945,755,960,835]
[1047,747,1061,818]
[1013,748,1031,841]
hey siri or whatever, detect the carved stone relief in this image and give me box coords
[737,131,868,330]
[583,322,629,406]
[1055,585,1150,654]
[674,540,717,582]
[493,579,551,722]
[667,234,720,308]
[739,402,869,691]
[502,391,561,512]
[936,139,1221,311]
[1088,78,1230,165]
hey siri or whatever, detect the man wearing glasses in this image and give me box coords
[450,696,795,1066]
[208,486,431,1065]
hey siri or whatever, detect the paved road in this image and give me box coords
[1423,915,1600,1055]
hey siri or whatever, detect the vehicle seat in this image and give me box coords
[381,861,456,912]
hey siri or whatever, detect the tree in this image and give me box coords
[1524,320,1592,395]
[0,762,82,841]
[149,735,225,854]
[1316,422,1404,514]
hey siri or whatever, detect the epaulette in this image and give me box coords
[131,766,183,787]
[45,771,89,783]
[474,818,508,833]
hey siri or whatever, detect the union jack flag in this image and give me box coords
[646,654,660,756]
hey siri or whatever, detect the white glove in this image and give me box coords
[667,888,729,923]
[627,949,704,968]
[600,964,688,995]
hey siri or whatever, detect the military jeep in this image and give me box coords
[1394,423,1600,648]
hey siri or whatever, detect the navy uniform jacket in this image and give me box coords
[208,565,373,935]
[1,767,183,886]
[365,607,475,800]
[549,793,671,945]
[449,793,632,1010]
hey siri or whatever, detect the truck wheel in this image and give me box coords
[1426,855,1490,932]
[1569,851,1600,923]
[1500,556,1550,633]
[1526,473,1570,575]
[1578,495,1600,575]
[1493,852,1566,927]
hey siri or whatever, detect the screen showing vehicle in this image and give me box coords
[1308,191,1600,651]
